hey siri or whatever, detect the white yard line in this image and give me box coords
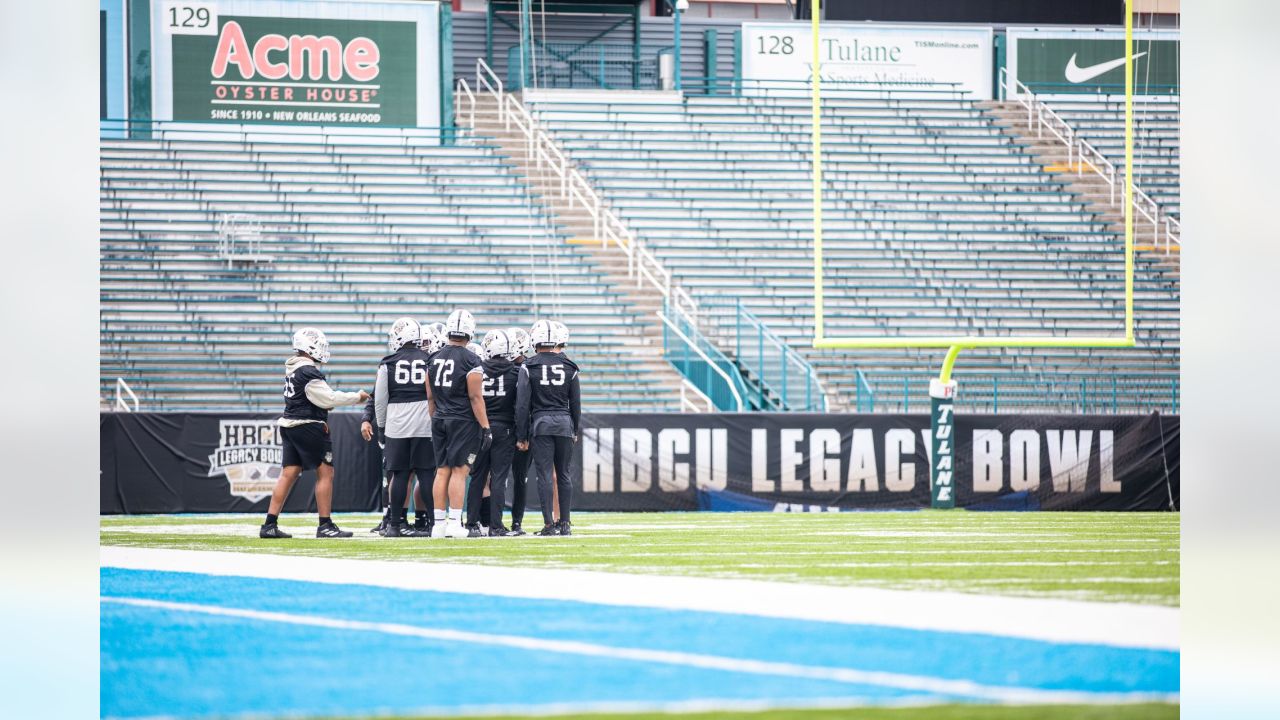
[100,546,1179,651]
[101,596,1174,705]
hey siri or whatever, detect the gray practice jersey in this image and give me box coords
[374,345,433,438]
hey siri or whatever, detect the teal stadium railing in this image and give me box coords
[659,299,750,412]
[699,297,827,412]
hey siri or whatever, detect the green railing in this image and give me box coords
[859,373,1179,414]
[659,300,750,412]
[507,42,656,91]
[699,297,827,412]
[855,369,876,413]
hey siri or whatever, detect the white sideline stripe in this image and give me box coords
[101,596,1174,705]
[99,547,1179,650]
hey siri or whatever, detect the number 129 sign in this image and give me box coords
[163,1,219,36]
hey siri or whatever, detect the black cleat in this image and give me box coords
[557,521,572,536]
[489,525,512,537]
[466,523,486,538]
[317,522,353,538]
[509,523,526,537]
[413,519,431,534]
[370,517,387,534]
[259,523,291,539]
[536,524,561,537]
[383,523,428,538]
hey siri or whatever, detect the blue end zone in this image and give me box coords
[101,568,1177,719]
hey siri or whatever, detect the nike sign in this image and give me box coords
[1064,52,1147,83]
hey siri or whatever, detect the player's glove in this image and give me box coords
[479,427,493,452]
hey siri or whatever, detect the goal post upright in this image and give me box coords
[807,1,1138,508]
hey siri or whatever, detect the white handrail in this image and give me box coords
[999,67,1180,253]
[656,311,744,412]
[115,378,139,412]
[469,58,699,320]
[455,78,475,128]
[679,379,715,413]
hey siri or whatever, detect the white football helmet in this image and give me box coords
[445,309,476,341]
[466,342,483,357]
[292,327,331,363]
[506,327,532,358]
[387,317,420,352]
[552,320,570,347]
[530,319,555,349]
[423,322,447,352]
[481,329,513,360]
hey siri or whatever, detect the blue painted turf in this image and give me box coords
[100,568,1178,719]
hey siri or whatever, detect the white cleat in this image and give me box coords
[446,520,470,539]
[430,523,446,539]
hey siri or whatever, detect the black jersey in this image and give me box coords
[282,359,329,422]
[428,343,482,420]
[381,345,431,404]
[470,357,530,426]
[524,352,581,427]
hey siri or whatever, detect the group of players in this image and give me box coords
[258,309,581,540]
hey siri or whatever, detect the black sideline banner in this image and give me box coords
[101,412,1179,514]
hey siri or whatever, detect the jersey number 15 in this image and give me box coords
[539,365,566,386]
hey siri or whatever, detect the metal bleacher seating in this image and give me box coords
[1042,95,1181,219]
[100,124,680,412]
[526,83,1180,412]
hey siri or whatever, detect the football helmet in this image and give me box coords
[387,317,420,352]
[466,341,483,357]
[445,309,476,340]
[506,327,532,357]
[552,321,570,347]
[530,319,555,349]
[418,323,445,353]
[292,327,331,363]
[481,329,513,360]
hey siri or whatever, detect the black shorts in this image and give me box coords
[432,417,481,468]
[281,422,332,470]
[383,436,435,473]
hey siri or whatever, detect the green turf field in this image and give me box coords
[100,511,1179,606]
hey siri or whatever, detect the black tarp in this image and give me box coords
[101,412,1178,514]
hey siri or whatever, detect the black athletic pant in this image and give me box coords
[467,424,516,527]
[533,435,574,526]
[388,470,412,524]
[510,446,530,526]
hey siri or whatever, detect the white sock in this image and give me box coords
[434,509,446,522]
[447,508,462,522]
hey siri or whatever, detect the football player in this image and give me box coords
[505,327,533,535]
[465,329,530,536]
[426,310,492,538]
[261,328,369,539]
[374,318,435,537]
[523,320,581,536]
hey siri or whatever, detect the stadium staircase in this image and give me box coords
[456,90,692,408]
[518,82,1181,412]
[100,124,684,412]
[980,78,1180,271]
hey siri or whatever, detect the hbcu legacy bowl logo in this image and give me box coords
[208,419,283,502]
[209,20,381,109]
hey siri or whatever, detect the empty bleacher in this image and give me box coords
[1042,95,1181,219]
[100,125,680,412]
[526,83,1180,412]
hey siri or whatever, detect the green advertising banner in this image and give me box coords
[171,15,417,126]
[1007,30,1179,96]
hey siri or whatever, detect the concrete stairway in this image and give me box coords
[459,93,691,407]
[979,100,1180,273]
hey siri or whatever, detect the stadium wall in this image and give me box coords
[450,12,740,88]
[101,412,1179,514]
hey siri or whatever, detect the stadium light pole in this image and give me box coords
[671,0,688,91]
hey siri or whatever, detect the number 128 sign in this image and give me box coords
[740,21,993,99]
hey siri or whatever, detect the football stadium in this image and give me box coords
[99,0,1181,718]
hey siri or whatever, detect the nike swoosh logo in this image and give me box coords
[1064,52,1148,83]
